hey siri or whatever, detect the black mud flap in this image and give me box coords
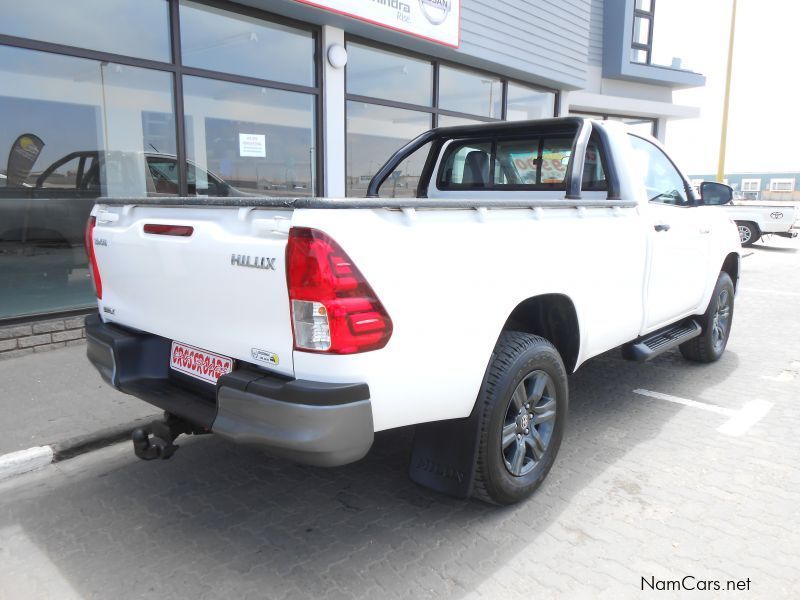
[408,406,483,499]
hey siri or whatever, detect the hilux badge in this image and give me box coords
[231,254,276,270]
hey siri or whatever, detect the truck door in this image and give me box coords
[628,135,712,330]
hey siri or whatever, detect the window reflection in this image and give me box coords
[183,76,316,196]
[0,46,176,319]
[438,66,502,118]
[506,83,556,121]
[0,0,171,62]
[346,102,431,197]
[346,43,433,107]
[437,115,487,127]
[180,1,315,86]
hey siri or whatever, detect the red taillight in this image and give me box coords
[286,227,392,354]
[84,216,102,299]
[143,224,194,236]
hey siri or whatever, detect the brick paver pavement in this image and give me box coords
[0,237,798,599]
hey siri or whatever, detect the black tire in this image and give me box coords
[472,332,568,505]
[679,272,734,363]
[737,221,759,246]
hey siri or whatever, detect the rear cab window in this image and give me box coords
[435,134,607,193]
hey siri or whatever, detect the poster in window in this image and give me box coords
[239,133,266,158]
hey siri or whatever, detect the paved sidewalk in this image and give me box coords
[0,343,157,455]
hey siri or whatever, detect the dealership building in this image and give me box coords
[0,0,705,351]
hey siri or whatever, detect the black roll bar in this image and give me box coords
[366,117,615,200]
[366,129,439,198]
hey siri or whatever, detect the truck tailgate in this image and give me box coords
[91,204,294,378]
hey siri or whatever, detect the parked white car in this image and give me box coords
[84,118,741,505]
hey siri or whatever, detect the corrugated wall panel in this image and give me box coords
[587,0,604,65]
[457,0,592,88]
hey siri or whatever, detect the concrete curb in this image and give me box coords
[0,446,54,481]
[0,414,161,483]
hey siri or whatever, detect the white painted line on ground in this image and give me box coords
[717,399,774,436]
[0,446,54,482]
[632,389,773,437]
[632,389,732,415]
[740,287,800,297]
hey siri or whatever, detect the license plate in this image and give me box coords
[170,341,233,384]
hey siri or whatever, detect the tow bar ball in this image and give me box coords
[131,414,201,461]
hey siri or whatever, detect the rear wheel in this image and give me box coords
[737,221,759,246]
[679,272,734,363]
[472,332,567,505]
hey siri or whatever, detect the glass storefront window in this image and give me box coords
[345,43,433,107]
[633,16,651,46]
[437,115,487,127]
[0,46,176,320]
[0,0,171,62]
[570,112,657,137]
[180,1,315,87]
[346,102,431,198]
[343,42,559,197]
[506,83,556,121]
[182,76,316,197]
[438,66,502,119]
[630,48,648,64]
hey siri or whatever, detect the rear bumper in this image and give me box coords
[85,314,373,466]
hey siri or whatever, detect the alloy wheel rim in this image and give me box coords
[501,370,557,477]
[711,288,732,352]
[738,225,751,244]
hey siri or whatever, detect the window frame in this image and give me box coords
[769,178,794,192]
[344,36,560,126]
[741,178,762,192]
[344,36,560,197]
[628,132,694,206]
[433,132,609,193]
[0,0,324,196]
[631,0,656,65]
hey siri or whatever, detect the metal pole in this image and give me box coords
[717,0,737,183]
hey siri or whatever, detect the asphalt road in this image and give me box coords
[1,236,798,599]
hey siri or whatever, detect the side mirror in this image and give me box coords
[700,181,733,205]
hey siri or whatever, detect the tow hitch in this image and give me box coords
[131,413,206,460]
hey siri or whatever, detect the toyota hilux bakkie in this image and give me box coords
[84,118,741,505]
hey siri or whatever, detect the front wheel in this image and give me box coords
[472,332,568,505]
[737,221,760,246]
[679,272,734,363]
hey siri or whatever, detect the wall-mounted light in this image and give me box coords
[327,44,348,69]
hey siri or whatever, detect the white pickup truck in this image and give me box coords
[726,202,798,246]
[85,118,741,505]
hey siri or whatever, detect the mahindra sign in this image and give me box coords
[296,0,461,47]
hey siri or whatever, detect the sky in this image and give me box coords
[657,0,799,175]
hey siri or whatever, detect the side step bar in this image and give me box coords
[622,319,702,362]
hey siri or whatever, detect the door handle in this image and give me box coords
[653,223,671,232]
[699,227,711,234]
